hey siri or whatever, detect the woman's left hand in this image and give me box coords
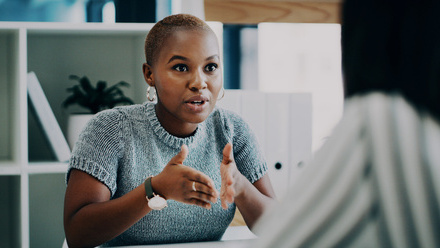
[220,143,246,209]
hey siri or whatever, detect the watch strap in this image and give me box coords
[144,176,155,199]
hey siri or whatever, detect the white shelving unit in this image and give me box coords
[0,22,157,248]
[0,22,311,248]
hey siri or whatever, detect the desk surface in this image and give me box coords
[115,226,256,248]
[118,239,252,248]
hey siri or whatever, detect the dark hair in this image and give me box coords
[341,0,440,121]
[144,14,214,66]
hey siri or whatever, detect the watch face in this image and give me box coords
[148,195,168,210]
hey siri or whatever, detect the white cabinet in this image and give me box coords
[217,91,312,199]
[0,22,311,248]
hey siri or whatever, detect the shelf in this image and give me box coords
[26,26,150,162]
[0,22,161,248]
[26,162,68,174]
[0,163,21,175]
[4,21,153,34]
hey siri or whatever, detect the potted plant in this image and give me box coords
[63,75,134,148]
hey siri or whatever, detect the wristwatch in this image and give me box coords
[144,176,167,210]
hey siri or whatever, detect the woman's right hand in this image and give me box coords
[151,144,219,209]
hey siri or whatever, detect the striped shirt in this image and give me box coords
[254,92,440,248]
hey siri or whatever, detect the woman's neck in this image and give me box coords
[154,104,198,138]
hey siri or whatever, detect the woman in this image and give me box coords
[64,14,275,247]
[253,0,440,247]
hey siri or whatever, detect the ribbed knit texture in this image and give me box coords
[67,102,267,246]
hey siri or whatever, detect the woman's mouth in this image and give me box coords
[184,95,209,112]
[189,100,205,105]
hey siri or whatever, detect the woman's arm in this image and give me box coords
[64,169,150,248]
[220,143,277,230]
[64,145,219,248]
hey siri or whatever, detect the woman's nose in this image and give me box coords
[188,69,208,91]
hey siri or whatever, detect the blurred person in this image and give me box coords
[253,0,440,247]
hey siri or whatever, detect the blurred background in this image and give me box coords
[0,0,343,151]
[0,2,343,247]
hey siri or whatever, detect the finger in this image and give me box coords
[220,163,234,186]
[222,143,234,164]
[220,186,227,209]
[187,198,212,209]
[220,181,229,209]
[170,144,189,165]
[221,192,230,209]
[220,161,233,207]
[220,144,234,189]
[220,183,235,208]
[220,163,235,209]
[225,186,235,203]
[187,170,219,196]
[191,190,218,205]
[192,182,218,203]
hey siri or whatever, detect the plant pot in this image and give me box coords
[67,114,94,149]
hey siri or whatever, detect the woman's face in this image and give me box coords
[144,29,223,136]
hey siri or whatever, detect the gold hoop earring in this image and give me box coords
[147,86,156,102]
[217,88,225,100]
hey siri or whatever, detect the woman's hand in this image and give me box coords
[152,144,219,209]
[219,143,276,229]
[220,143,247,209]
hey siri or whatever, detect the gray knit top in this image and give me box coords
[67,102,267,246]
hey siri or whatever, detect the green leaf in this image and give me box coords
[96,81,107,92]
[68,75,81,81]
[63,76,134,114]
[79,76,94,96]
[104,81,130,95]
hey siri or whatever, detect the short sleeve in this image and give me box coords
[66,109,124,196]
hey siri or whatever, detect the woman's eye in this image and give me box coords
[205,63,218,72]
[173,64,188,72]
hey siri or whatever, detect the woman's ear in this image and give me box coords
[143,63,154,86]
